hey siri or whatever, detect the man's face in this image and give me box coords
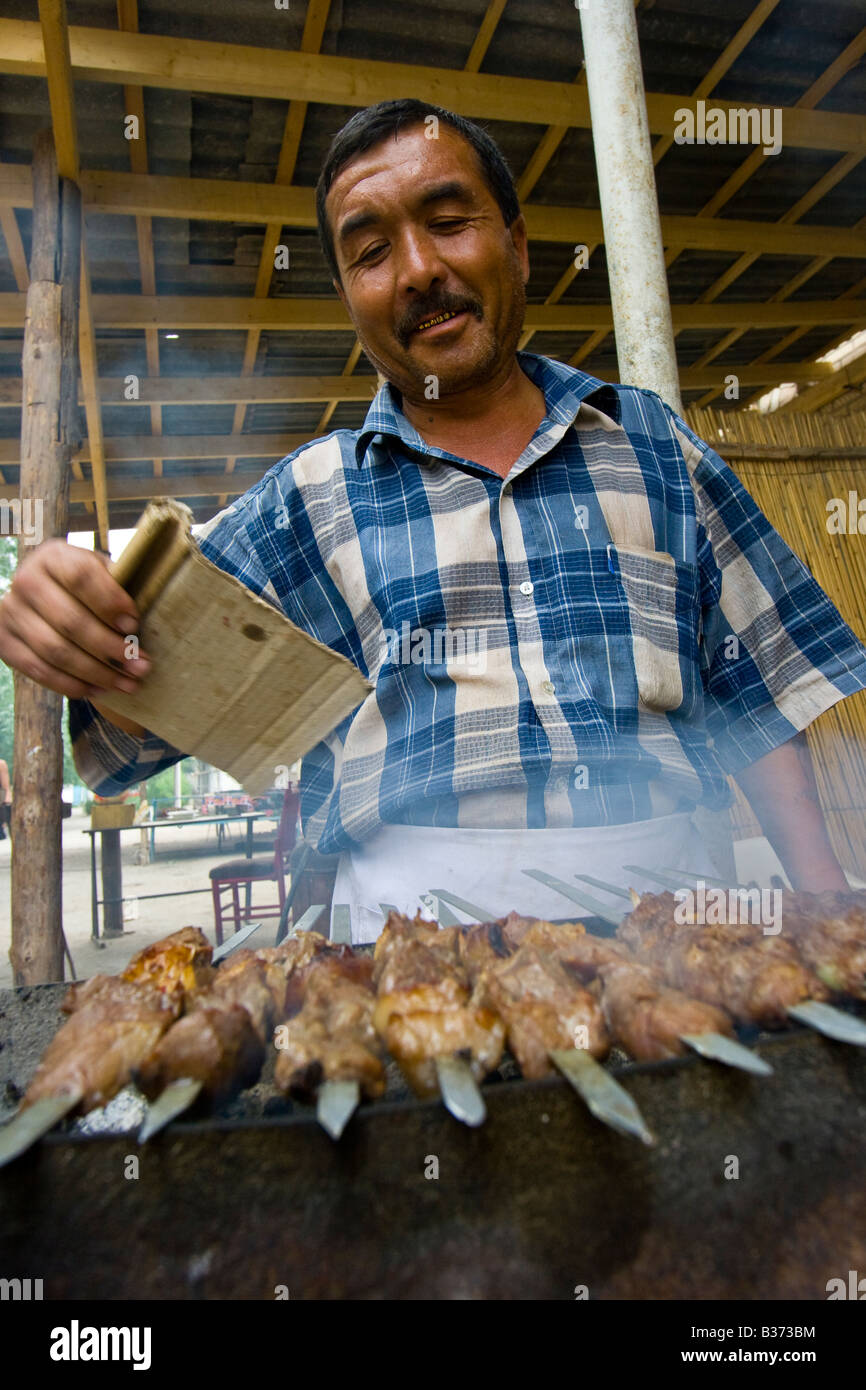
[326,123,530,401]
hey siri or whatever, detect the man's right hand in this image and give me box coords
[0,540,152,702]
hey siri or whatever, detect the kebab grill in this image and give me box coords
[1,884,865,1299]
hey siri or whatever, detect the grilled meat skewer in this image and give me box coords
[619,892,829,1026]
[373,914,505,1125]
[119,925,215,1007]
[460,926,609,1076]
[458,911,769,1080]
[457,917,656,1143]
[776,890,866,999]
[137,932,336,1138]
[274,948,387,1138]
[22,926,214,1112]
[0,928,215,1168]
[490,916,736,1063]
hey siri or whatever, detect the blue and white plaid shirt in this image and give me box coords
[71,352,866,854]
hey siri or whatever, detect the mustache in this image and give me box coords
[396,295,483,347]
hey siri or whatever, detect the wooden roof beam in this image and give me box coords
[3,166,866,263]
[0,293,863,334]
[0,20,864,154]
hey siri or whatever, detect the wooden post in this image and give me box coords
[9,130,81,985]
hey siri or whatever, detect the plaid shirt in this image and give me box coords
[71,352,866,854]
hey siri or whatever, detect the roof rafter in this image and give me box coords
[0,20,863,154]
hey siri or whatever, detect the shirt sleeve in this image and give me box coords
[68,698,186,795]
[669,408,866,775]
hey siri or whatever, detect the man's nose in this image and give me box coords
[393,228,447,294]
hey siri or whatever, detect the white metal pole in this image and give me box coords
[578,0,683,413]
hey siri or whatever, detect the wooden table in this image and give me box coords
[83,811,269,940]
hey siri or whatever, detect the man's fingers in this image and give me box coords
[33,540,140,634]
[21,575,150,678]
[3,603,139,695]
[0,628,115,701]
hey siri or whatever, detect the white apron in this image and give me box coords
[331,812,720,943]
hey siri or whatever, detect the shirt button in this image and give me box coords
[541,680,555,696]
[519,581,534,596]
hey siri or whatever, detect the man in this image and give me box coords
[1,99,864,939]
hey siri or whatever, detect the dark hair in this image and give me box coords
[315,99,521,283]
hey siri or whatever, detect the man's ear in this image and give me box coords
[509,214,530,284]
[333,277,347,306]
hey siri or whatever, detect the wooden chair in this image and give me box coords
[209,789,300,944]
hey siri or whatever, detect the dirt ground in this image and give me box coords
[0,806,284,987]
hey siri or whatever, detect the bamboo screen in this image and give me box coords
[684,406,866,875]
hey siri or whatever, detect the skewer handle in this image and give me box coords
[522,868,622,926]
[138,1078,204,1142]
[0,1092,81,1169]
[549,1049,655,1146]
[435,1056,486,1127]
[317,1080,361,1140]
[331,904,352,945]
[787,1000,866,1046]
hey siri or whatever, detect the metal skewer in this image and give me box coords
[428,889,497,923]
[522,869,774,1076]
[550,1050,655,1145]
[138,1077,204,1141]
[431,891,658,1138]
[575,874,632,900]
[434,1056,487,1127]
[331,903,352,945]
[423,894,492,1126]
[317,1079,362,1140]
[212,917,266,963]
[0,1091,83,1169]
[289,903,327,935]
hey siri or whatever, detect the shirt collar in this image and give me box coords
[353,352,621,468]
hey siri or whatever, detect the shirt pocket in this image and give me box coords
[606,543,701,716]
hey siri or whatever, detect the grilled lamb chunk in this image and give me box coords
[135,1004,263,1105]
[777,891,866,998]
[373,916,505,1097]
[121,925,214,1007]
[255,931,335,1015]
[474,946,609,1078]
[274,952,386,1100]
[24,976,177,1112]
[619,891,828,1025]
[206,950,277,1044]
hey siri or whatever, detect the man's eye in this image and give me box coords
[357,245,386,264]
[432,218,466,230]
